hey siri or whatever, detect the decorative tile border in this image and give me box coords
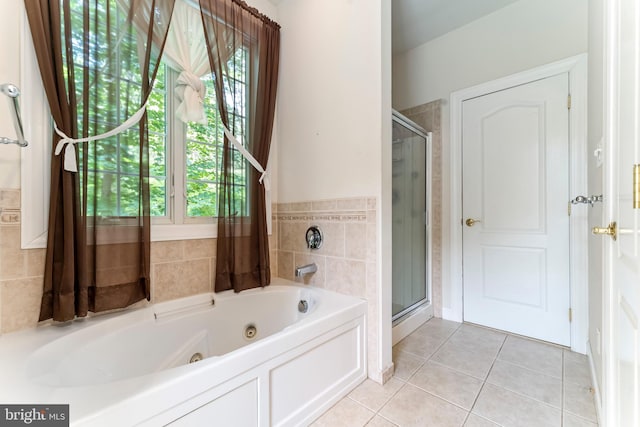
[275,212,368,223]
[275,197,374,223]
[0,189,21,225]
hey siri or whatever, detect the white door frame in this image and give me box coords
[447,54,589,353]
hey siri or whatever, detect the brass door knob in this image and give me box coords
[592,221,617,241]
[465,218,481,227]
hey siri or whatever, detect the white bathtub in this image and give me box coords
[0,278,367,426]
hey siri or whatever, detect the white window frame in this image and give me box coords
[152,65,221,242]
[21,9,51,249]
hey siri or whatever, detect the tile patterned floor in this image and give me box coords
[312,318,598,427]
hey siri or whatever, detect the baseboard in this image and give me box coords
[381,363,395,384]
[442,307,462,323]
[586,341,603,426]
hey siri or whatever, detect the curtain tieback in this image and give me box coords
[223,126,272,233]
[223,126,270,190]
[54,102,149,172]
[175,70,207,125]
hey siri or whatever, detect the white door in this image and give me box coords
[462,73,571,345]
[600,0,640,424]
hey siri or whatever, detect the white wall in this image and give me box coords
[0,0,23,189]
[393,0,588,110]
[392,0,588,313]
[275,0,384,203]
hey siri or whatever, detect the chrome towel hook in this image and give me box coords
[0,83,28,147]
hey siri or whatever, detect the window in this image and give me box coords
[59,0,248,240]
[20,0,250,249]
[160,48,250,231]
[182,52,249,221]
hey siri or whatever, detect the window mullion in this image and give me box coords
[167,67,186,225]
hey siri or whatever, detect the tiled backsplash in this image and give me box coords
[274,197,380,378]
[0,188,20,224]
[0,189,45,334]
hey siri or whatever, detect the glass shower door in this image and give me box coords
[392,115,428,321]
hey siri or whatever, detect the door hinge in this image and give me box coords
[567,201,571,216]
[567,94,572,109]
[569,308,573,322]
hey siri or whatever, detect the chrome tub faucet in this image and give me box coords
[295,263,317,277]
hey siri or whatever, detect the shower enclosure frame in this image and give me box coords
[391,110,433,342]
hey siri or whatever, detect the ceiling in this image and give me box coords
[392,0,521,54]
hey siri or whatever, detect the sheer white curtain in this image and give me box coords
[163,0,211,124]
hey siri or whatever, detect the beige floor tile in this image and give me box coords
[311,398,374,427]
[316,323,600,427]
[392,348,426,381]
[413,317,461,340]
[564,350,593,387]
[431,340,498,379]
[394,330,448,359]
[464,414,500,427]
[366,415,398,427]
[486,359,562,408]
[379,384,468,427]
[349,378,404,412]
[564,382,598,423]
[472,383,561,427]
[448,324,506,356]
[409,361,483,410]
[563,411,598,426]
[497,335,563,378]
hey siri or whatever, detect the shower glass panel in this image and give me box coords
[392,113,429,321]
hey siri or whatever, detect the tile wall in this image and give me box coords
[0,188,279,334]
[0,188,44,334]
[274,197,380,379]
[400,100,443,317]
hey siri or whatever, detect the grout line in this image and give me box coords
[372,411,399,426]
[465,333,507,418]
[494,357,564,381]
[481,336,571,424]
[399,322,486,415]
[563,409,599,425]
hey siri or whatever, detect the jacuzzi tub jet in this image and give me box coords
[244,324,257,340]
[189,353,203,363]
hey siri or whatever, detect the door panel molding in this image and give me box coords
[480,102,547,234]
[446,54,588,353]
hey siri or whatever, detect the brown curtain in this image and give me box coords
[199,0,280,293]
[25,0,175,321]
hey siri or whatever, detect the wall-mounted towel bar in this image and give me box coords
[1,83,28,147]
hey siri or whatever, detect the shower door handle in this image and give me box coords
[465,218,481,227]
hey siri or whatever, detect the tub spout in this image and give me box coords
[295,263,317,277]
